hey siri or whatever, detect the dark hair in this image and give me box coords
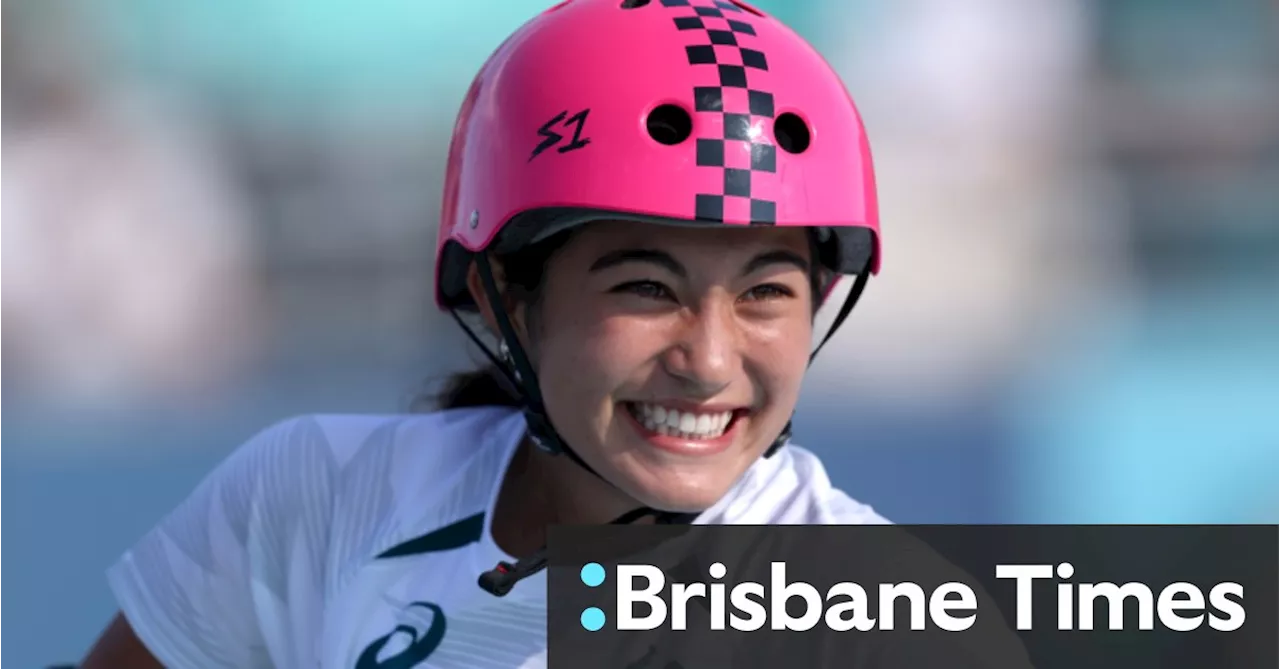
[431,365,524,410]
[429,229,832,412]
[428,231,576,411]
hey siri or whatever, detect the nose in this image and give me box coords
[660,300,741,396]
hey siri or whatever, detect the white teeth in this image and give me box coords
[629,402,736,440]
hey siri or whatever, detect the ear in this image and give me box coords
[465,255,531,347]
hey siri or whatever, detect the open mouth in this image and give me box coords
[623,401,746,441]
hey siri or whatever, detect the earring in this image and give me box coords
[498,340,523,384]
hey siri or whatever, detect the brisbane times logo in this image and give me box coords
[574,560,1247,633]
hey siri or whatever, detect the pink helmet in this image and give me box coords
[450,0,885,598]
[435,0,880,311]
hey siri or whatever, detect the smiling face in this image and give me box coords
[479,220,820,513]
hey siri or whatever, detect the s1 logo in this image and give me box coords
[530,109,592,162]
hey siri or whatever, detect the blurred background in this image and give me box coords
[2,0,1275,664]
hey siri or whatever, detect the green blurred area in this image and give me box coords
[75,0,837,120]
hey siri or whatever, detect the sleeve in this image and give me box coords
[105,416,330,669]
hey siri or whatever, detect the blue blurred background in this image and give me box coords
[3,0,1276,664]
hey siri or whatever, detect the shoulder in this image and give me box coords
[240,405,523,474]
[206,406,524,552]
[704,443,890,525]
[104,407,527,667]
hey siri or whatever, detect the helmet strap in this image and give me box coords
[473,253,640,485]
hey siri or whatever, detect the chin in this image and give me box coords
[621,469,735,515]
[633,491,718,515]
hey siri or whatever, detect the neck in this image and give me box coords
[490,438,649,559]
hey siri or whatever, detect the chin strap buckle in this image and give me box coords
[478,555,546,597]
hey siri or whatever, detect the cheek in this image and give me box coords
[747,318,814,395]
[534,310,666,417]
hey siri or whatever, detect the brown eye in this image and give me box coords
[612,280,674,301]
[740,284,794,302]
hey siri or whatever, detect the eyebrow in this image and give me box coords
[742,249,810,277]
[589,249,687,277]
[588,247,810,278]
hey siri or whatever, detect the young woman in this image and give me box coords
[80,0,886,666]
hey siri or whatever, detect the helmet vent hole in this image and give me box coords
[773,113,811,154]
[620,0,651,7]
[646,104,693,145]
[730,0,766,17]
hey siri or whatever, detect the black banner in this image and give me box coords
[547,525,1277,669]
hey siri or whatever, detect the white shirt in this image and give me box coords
[107,406,887,668]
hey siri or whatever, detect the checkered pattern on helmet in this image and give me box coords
[661,0,777,225]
